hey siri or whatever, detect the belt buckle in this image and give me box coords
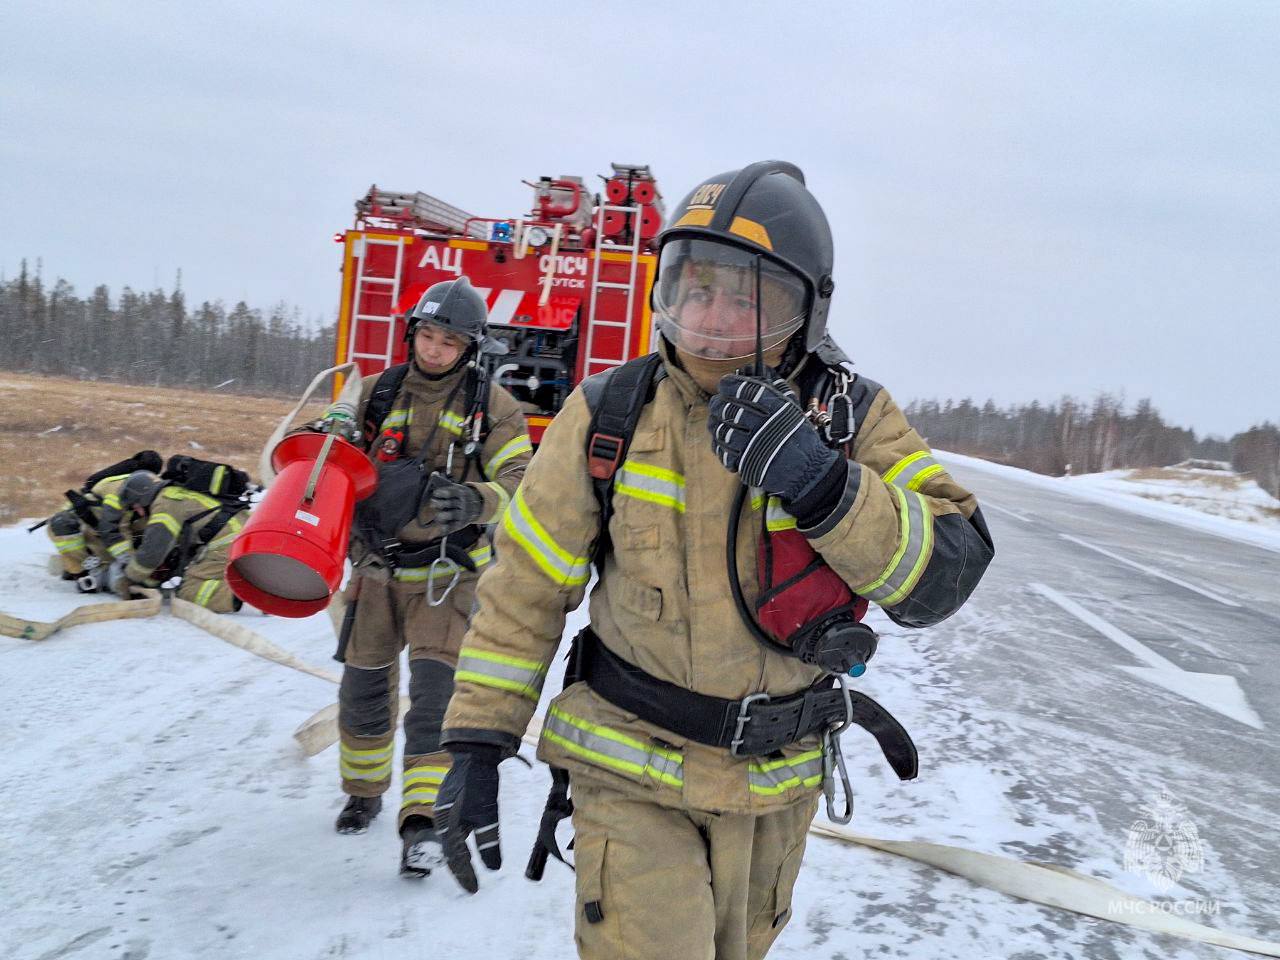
[730,692,770,757]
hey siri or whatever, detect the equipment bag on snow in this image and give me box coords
[163,455,251,498]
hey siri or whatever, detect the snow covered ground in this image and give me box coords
[4,454,1278,960]
[941,451,1280,555]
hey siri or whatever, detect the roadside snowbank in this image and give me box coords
[938,451,1280,554]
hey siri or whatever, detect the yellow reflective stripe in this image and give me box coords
[395,566,450,583]
[908,463,945,491]
[210,465,226,494]
[502,487,591,586]
[382,408,411,429]
[194,579,221,607]
[400,788,439,806]
[341,761,392,781]
[401,765,448,803]
[148,513,182,537]
[482,481,511,523]
[765,496,796,531]
[880,496,934,605]
[162,488,221,509]
[749,492,796,530]
[854,487,934,606]
[748,749,824,796]
[342,743,394,761]
[102,493,122,510]
[884,450,947,492]
[543,706,683,788]
[396,545,492,582]
[54,535,86,553]
[485,435,532,477]
[107,539,131,557]
[616,460,686,513]
[340,741,393,781]
[439,410,466,436]
[456,645,547,701]
[882,450,930,485]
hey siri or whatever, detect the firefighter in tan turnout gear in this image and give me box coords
[435,162,994,959]
[44,450,163,591]
[328,276,533,879]
[115,462,251,613]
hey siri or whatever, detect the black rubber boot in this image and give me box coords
[335,795,382,834]
[399,815,443,878]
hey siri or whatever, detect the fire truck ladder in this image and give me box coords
[346,236,407,369]
[583,203,644,372]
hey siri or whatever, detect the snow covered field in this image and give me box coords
[4,453,1278,959]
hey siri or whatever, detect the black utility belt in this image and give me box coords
[575,628,918,779]
[378,526,483,570]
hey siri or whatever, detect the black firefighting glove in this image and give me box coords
[708,373,844,506]
[436,743,504,894]
[424,472,485,535]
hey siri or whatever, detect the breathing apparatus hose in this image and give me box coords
[726,483,799,659]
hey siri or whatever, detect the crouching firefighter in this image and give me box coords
[434,162,995,960]
[39,450,163,592]
[326,276,533,880]
[112,459,253,611]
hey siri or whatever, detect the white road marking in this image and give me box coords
[1059,534,1240,608]
[1030,582,1263,730]
[982,501,1032,523]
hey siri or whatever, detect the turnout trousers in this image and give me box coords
[570,777,817,960]
[337,572,477,829]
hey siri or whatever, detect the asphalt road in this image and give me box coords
[915,458,1280,953]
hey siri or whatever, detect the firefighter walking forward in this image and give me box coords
[436,162,994,959]
[330,277,532,879]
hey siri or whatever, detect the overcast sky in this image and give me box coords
[2,1,1276,437]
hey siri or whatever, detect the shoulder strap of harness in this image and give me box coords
[362,363,411,445]
[581,351,666,563]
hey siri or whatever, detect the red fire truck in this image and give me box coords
[333,164,664,442]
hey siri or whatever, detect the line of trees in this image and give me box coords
[905,395,1279,498]
[3,260,1276,497]
[0,260,335,394]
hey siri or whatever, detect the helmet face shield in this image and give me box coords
[654,239,808,361]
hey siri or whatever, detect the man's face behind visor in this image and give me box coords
[654,238,808,361]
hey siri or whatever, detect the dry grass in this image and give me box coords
[1124,466,1242,490]
[0,373,326,523]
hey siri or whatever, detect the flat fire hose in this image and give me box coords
[13,598,1275,956]
[1,591,339,687]
[0,593,163,641]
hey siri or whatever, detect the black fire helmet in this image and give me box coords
[404,276,507,356]
[653,161,835,354]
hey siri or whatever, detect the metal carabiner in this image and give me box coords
[821,675,855,825]
[427,442,462,607]
[824,369,855,445]
[426,544,461,607]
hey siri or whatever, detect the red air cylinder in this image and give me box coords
[226,432,378,618]
[631,180,656,204]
